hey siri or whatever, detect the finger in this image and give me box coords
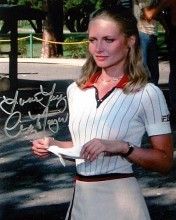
[81,138,98,152]
[32,144,48,153]
[32,146,48,154]
[33,139,45,145]
[43,136,50,146]
[32,151,50,158]
[32,145,49,153]
[81,144,95,159]
[35,138,49,146]
[32,139,49,150]
[82,143,103,161]
[81,139,98,154]
[88,148,104,161]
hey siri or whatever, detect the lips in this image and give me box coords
[95,56,108,61]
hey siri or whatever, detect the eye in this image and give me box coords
[89,38,96,43]
[104,38,114,43]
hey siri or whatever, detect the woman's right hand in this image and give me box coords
[32,137,50,158]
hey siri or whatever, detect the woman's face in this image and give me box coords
[88,18,131,70]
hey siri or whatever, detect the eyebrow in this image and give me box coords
[89,35,116,38]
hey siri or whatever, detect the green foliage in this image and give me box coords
[6,0,43,9]
[64,0,101,11]
[63,37,88,58]
[5,0,101,14]
[5,0,101,10]
[64,0,83,9]
[17,0,29,5]
[7,0,18,4]
[18,39,27,57]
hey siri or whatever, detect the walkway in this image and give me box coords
[0,57,170,83]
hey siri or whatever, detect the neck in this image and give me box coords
[97,73,124,86]
[100,71,124,82]
[101,66,126,78]
[99,75,123,83]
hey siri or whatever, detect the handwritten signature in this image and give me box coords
[0,83,68,138]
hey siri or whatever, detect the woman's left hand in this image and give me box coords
[80,138,128,161]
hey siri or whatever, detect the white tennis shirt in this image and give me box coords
[67,75,171,176]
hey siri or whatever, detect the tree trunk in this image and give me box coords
[41,0,63,58]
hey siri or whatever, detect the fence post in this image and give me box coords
[29,33,33,58]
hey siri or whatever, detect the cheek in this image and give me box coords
[88,44,95,55]
[112,44,129,55]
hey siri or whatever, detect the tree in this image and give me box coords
[41,0,64,58]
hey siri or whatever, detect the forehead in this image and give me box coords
[88,18,122,35]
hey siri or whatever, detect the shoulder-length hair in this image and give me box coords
[76,6,148,93]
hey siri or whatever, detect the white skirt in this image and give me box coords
[65,176,151,220]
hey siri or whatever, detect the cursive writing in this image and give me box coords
[0,83,69,138]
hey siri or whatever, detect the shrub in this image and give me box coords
[18,39,27,57]
[64,37,88,58]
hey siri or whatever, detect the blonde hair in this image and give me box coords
[76,6,148,93]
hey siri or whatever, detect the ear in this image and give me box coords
[127,36,136,48]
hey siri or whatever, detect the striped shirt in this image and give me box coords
[67,77,171,176]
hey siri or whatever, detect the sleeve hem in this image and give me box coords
[146,122,171,136]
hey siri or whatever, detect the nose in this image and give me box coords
[95,40,103,52]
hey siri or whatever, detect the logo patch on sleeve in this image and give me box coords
[162,115,170,122]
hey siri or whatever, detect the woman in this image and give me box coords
[32,6,173,220]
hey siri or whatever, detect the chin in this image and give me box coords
[95,61,109,68]
[96,63,113,69]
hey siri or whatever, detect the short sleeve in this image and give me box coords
[66,82,77,113]
[141,83,171,136]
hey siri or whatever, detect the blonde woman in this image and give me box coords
[32,6,173,220]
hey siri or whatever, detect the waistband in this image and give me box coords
[75,173,134,182]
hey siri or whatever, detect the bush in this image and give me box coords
[64,37,88,58]
[18,39,27,57]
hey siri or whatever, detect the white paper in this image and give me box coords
[48,145,81,159]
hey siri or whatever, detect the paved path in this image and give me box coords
[0,57,170,83]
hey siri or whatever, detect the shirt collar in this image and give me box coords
[82,72,129,89]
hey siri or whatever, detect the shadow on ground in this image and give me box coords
[0,203,69,220]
